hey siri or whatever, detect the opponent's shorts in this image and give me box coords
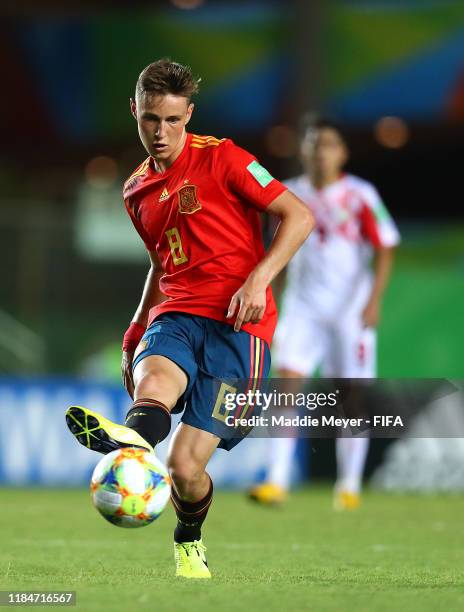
[273,296,376,378]
[132,313,271,450]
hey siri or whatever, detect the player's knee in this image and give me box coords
[133,370,177,410]
[134,369,161,394]
[167,455,203,492]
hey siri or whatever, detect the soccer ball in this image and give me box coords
[90,448,171,528]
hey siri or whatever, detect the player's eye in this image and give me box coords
[142,114,159,124]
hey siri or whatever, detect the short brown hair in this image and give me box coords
[135,58,200,100]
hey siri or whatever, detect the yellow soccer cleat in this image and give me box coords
[248,483,288,505]
[65,405,154,455]
[333,490,361,511]
[174,540,211,579]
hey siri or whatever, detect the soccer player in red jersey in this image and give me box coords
[66,59,314,578]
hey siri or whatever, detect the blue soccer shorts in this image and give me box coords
[131,312,271,450]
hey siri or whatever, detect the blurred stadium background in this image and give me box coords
[1,0,464,492]
[2,2,464,609]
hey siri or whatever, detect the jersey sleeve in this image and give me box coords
[358,184,400,249]
[124,199,156,251]
[213,139,287,210]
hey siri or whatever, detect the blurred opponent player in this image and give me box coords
[65,59,314,577]
[249,117,400,509]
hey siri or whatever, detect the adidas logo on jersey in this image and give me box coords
[159,187,170,202]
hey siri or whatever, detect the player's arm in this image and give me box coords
[121,250,164,398]
[358,185,400,328]
[227,190,314,331]
[362,246,395,328]
[265,214,288,305]
[130,250,165,327]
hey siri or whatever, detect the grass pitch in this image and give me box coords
[1,486,464,611]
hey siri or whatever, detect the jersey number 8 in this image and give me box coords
[165,227,188,266]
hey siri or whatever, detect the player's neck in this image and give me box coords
[309,170,342,190]
[153,131,189,173]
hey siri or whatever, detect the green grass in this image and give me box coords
[1,488,464,611]
[0,489,464,612]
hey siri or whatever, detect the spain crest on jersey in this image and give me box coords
[177,184,201,214]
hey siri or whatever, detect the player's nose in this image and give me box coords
[155,122,167,139]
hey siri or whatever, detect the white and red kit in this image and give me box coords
[274,173,400,377]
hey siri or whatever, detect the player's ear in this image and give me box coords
[130,98,137,120]
[185,103,194,125]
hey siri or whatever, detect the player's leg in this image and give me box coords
[65,354,187,454]
[125,353,187,445]
[334,437,369,509]
[171,318,270,576]
[167,423,219,579]
[66,314,194,454]
[330,320,376,509]
[248,368,304,505]
[249,309,326,505]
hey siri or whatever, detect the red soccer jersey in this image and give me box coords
[123,133,287,346]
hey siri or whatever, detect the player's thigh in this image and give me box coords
[131,314,198,408]
[133,354,188,407]
[167,422,220,476]
[274,309,329,376]
[334,321,377,378]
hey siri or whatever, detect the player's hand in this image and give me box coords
[362,296,381,328]
[226,271,267,332]
[121,321,145,398]
[121,351,135,399]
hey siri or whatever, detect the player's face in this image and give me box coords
[301,127,348,179]
[131,93,194,169]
